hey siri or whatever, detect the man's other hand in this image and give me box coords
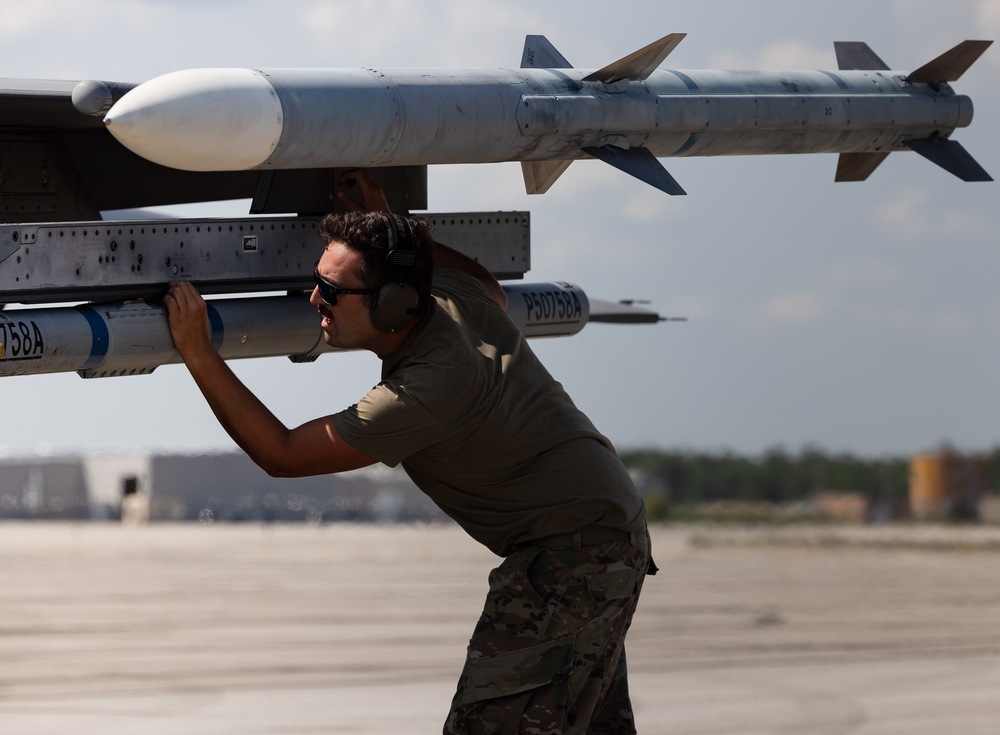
[337,168,392,213]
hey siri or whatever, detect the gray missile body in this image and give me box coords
[98,34,993,194]
[0,282,592,378]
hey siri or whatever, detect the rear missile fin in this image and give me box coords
[583,33,686,84]
[906,40,993,86]
[588,298,668,324]
[581,144,686,195]
[834,42,891,71]
[905,136,993,182]
[836,151,890,182]
[521,160,574,194]
[521,35,573,69]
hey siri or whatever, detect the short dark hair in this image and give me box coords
[318,211,434,312]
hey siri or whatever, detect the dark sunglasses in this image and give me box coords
[313,269,378,305]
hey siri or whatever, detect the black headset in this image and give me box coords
[370,214,421,333]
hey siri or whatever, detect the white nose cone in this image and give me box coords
[104,68,284,171]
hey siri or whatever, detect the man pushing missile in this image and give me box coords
[164,169,655,734]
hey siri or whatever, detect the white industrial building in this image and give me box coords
[0,450,447,524]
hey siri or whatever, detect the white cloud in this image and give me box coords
[979,0,1000,40]
[824,259,899,289]
[940,207,990,239]
[0,0,97,37]
[926,310,971,333]
[297,0,544,65]
[299,1,352,35]
[667,294,719,320]
[761,291,831,324]
[621,186,682,224]
[872,189,991,244]
[883,308,971,334]
[300,1,427,60]
[872,189,932,240]
[0,0,169,39]
[711,40,833,71]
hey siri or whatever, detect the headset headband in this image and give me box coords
[384,214,416,280]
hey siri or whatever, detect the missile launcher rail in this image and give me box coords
[0,210,661,378]
[0,212,530,305]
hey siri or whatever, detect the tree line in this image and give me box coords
[620,445,1000,516]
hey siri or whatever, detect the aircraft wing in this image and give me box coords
[0,78,424,222]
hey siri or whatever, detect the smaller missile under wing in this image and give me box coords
[100,33,993,197]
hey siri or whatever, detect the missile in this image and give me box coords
[0,295,331,379]
[0,282,600,378]
[97,34,993,195]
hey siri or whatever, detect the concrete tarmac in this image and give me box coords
[2,522,1000,734]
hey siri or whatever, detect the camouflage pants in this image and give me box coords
[444,530,652,735]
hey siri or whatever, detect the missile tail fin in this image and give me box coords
[522,160,574,194]
[583,33,685,84]
[834,42,891,71]
[836,151,890,181]
[906,40,993,85]
[587,298,668,324]
[521,35,573,69]
[581,145,686,195]
[905,137,993,182]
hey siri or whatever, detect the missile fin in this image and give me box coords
[834,42,891,71]
[581,145,686,195]
[588,298,666,324]
[583,33,686,84]
[905,137,993,182]
[521,160,573,194]
[835,151,890,182]
[521,35,573,69]
[906,40,993,85]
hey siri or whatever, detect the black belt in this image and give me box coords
[524,526,636,550]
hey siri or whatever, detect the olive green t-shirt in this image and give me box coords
[332,270,645,556]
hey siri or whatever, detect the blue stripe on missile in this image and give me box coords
[668,70,699,92]
[675,133,699,156]
[206,302,224,351]
[75,305,109,369]
[819,71,851,91]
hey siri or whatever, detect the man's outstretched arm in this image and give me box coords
[431,242,508,309]
[164,281,377,478]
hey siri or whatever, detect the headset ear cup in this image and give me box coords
[371,282,420,332]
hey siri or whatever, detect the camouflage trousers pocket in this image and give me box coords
[585,566,637,602]
[458,635,575,705]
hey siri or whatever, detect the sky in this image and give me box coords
[1,0,998,459]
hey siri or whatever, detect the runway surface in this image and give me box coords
[2,522,999,734]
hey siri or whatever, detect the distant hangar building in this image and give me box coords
[0,450,447,524]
